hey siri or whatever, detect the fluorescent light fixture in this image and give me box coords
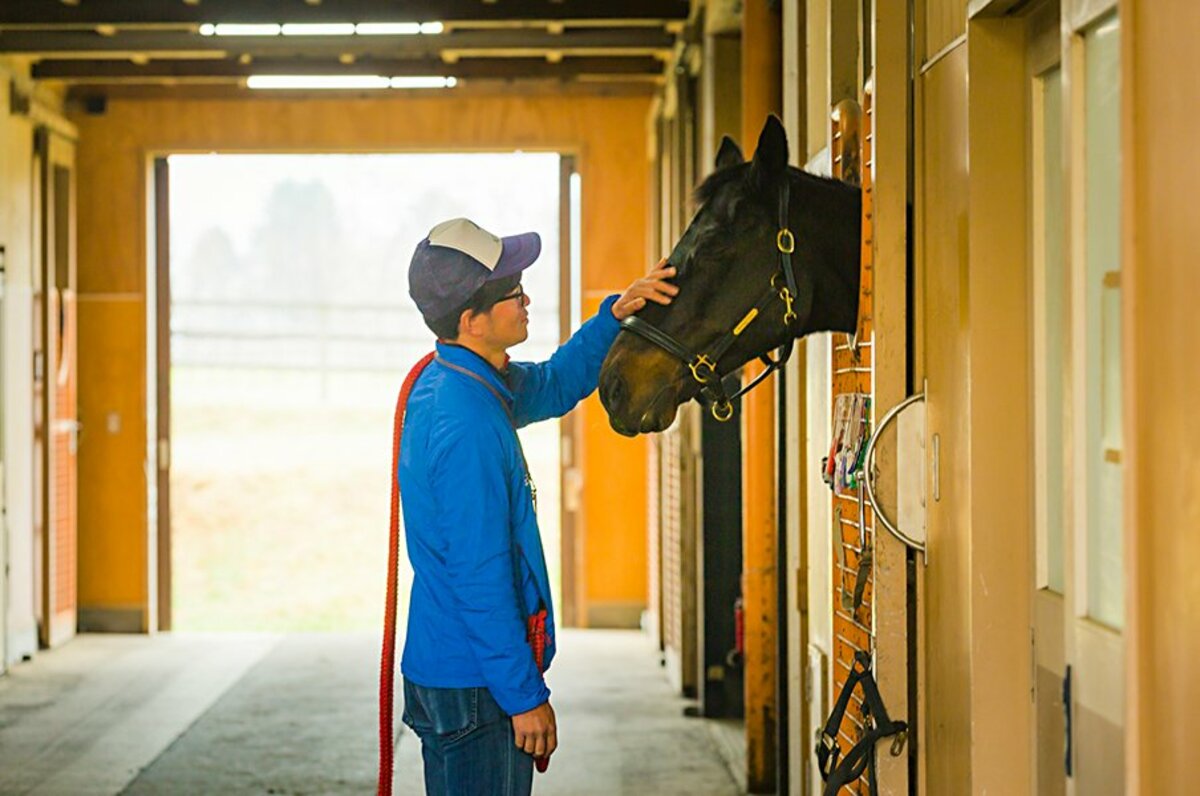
[281,23,356,36]
[247,74,391,90]
[212,23,282,36]
[201,21,440,37]
[389,75,457,89]
[355,22,420,35]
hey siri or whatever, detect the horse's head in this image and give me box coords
[599,115,861,436]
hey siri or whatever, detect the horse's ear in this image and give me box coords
[749,114,789,187]
[715,136,744,170]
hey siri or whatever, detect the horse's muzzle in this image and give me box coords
[598,341,686,436]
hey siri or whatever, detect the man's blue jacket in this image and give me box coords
[399,295,620,716]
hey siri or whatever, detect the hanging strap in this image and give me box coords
[815,651,908,796]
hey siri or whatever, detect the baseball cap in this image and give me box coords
[408,218,541,323]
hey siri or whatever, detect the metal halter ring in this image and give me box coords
[776,228,795,254]
[688,354,718,384]
[711,400,734,422]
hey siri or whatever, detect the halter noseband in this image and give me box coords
[620,177,812,422]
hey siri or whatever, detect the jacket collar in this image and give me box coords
[434,341,514,404]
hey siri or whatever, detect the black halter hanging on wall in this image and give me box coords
[816,650,908,796]
[619,176,814,421]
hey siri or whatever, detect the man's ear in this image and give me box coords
[458,308,477,339]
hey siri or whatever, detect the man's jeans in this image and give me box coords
[402,678,533,796]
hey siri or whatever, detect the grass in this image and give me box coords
[170,368,560,632]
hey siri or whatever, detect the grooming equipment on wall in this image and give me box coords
[823,393,871,493]
[826,394,873,621]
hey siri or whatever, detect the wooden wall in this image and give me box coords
[70,90,652,630]
[1123,0,1200,788]
[0,62,39,668]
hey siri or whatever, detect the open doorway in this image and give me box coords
[160,152,565,631]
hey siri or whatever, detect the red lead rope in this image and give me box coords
[379,352,552,793]
[526,608,550,773]
[379,351,436,796]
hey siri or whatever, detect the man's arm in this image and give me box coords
[430,413,550,716]
[509,294,621,427]
[510,263,677,426]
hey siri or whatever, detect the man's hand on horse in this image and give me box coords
[612,258,679,321]
[512,700,558,758]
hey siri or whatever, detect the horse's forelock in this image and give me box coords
[693,162,750,207]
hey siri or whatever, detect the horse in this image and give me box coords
[598,115,863,436]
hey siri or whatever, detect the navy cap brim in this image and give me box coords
[488,232,541,281]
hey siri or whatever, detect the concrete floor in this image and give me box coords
[0,630,743,795]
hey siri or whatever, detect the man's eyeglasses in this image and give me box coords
[487,284,525,310]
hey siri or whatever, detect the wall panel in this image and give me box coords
[72,92,653,628]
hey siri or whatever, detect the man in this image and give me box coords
[399,218,676,795]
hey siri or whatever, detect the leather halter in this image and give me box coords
[620,177,812,422]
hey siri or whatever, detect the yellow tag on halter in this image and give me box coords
[776,228,795,254]
[733,308,759,336]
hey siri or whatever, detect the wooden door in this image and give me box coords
[35,127,78,649]
[1028,3,1067,790]
[1065,13,1125,794]
[916,41,971,792]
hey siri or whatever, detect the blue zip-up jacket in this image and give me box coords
[399,294,620,716]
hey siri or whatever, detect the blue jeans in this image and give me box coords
[402,678,533,796]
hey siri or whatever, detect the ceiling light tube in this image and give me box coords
[212,23,282,36]
[247,74,391,90]
[281,23,356,36]
[355,22,420,35]
[419,22,445,35]
[389,76,457,89]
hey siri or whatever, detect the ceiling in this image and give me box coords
[0,1,692,98]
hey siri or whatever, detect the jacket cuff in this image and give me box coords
[494,680,552,717]
[597,294,621,331]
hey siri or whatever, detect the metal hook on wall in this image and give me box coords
[862,392,927,560]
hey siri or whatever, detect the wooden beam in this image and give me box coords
[63,80,657,104]
[0,27,676,58]
[740,2,783,793]
[0,1,689,26]
[34,56,665,82]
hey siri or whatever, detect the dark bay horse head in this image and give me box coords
[599,115,862,436]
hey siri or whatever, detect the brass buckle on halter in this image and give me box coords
[770,273,799,327]
[779,287,797,326]
[711,400,734,422]
[689,354,717,384]
[776,228,795,254]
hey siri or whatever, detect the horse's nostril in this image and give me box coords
[605,374,626,407]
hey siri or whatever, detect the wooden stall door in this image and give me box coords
[36,128,78,649]
[917,42,972,792]
[1064,13,1125,794]
[1028,3,1067,790]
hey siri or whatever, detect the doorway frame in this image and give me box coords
[146,146,581,631]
